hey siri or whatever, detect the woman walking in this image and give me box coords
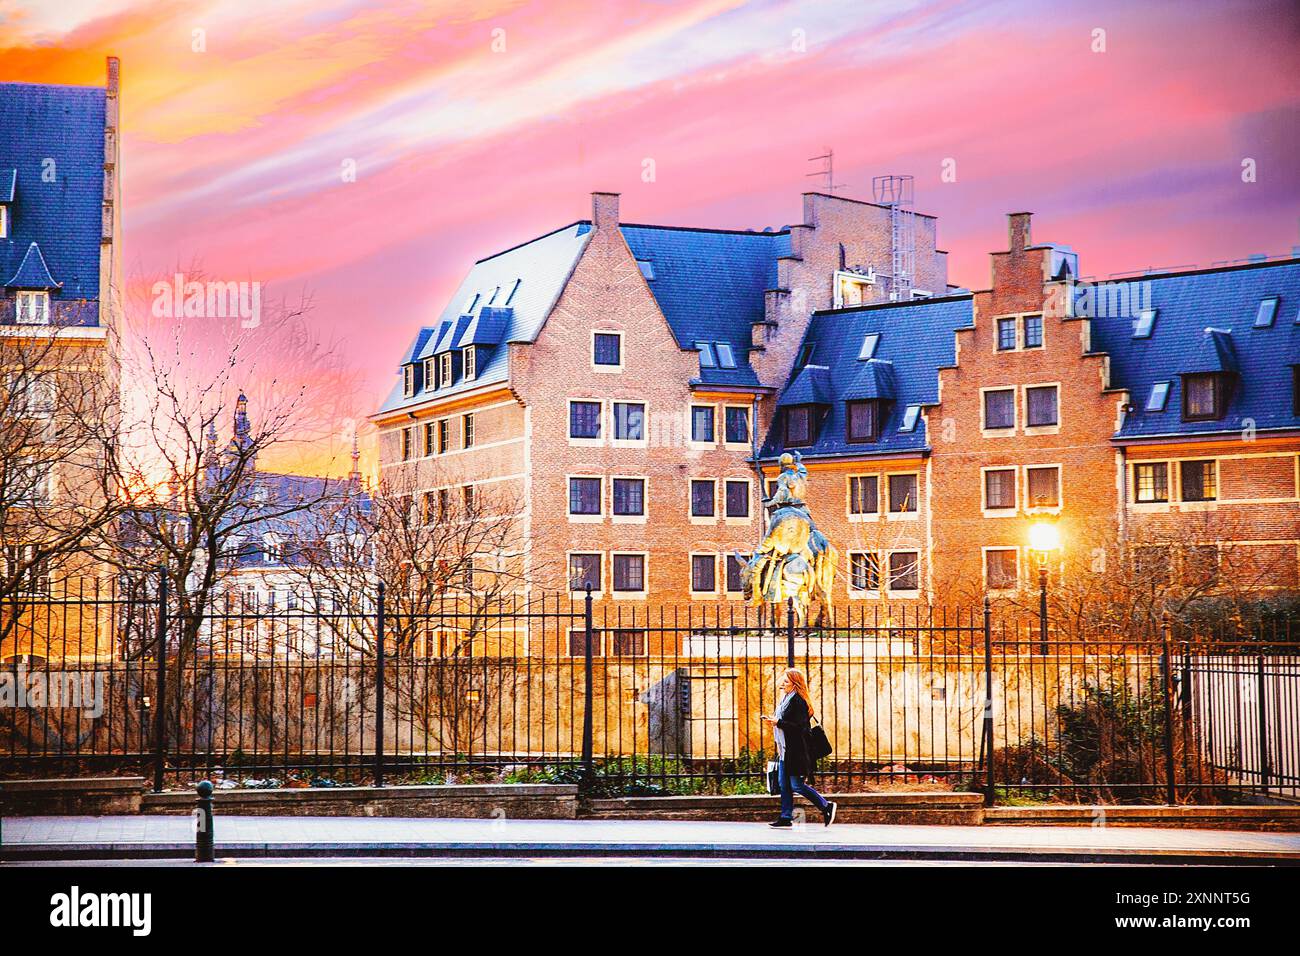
[761,667,836,828]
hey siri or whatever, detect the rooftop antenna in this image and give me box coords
[807,149,847,195]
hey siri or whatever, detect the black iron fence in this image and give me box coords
[2,578,1298,805]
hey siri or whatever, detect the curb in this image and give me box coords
[4,841,1297,866]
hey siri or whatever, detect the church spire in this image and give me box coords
[348,431,362,488]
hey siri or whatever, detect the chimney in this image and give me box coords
[1008,212,1032,253]
[106,55,120,96]
[592,192,620,231]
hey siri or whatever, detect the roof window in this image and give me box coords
[858,332,880,360]
[1145,381,1170,412]
[697,343,716,368]
[1254,296,1278,328]
[1133,308,1157,339]
[899,404,921,433]
[715,342,736,369]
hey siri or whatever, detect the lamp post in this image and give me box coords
[1027,516,1060,654]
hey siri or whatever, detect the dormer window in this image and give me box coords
[0,204,8,239]
[16,290,50,325]
[846,400,883,443]
[1254,297,1278,328]
[423,357,437,391]
[439,352,452,385]
[463,346,476,381]
[402,364,415,397]
[784,405,815,447]
[1182,373,1228,421]
[795,342,815,370]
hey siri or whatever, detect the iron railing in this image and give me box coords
[2,577,1297,804]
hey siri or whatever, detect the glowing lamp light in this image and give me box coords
[1028,521,1061,555]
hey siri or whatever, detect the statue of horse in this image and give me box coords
[734,451,839,625]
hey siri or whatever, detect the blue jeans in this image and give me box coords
[778,759,828,820]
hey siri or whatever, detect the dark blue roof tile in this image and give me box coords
[0,82,106,319]
[1089,259,1300,439]
[760,295,974,460]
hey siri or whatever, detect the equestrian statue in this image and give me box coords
[734,451,838,625]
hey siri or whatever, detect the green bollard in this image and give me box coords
[194,780,215,862]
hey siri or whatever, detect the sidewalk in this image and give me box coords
[4,816,1299,864]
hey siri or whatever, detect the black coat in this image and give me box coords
[776,692,815,777]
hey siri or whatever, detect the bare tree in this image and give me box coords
[0,320,123,653]
[282,463,529,753]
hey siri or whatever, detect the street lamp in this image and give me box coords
[1028,516,1061,654]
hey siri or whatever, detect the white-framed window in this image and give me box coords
[689,553,718,596]
[439,351,452,385]
[833,269,875,308]
[723,478,751,521]
[847,474,879,518]
[885,550,920,595]
[567,475,603,521]
[886,472,919,516]
[592,330,623,371]
[402,364,414,397]
[463,413,475,448]
[12,457,52,505]
[612,401,646,445]
[1132,460,1170,505]
[1025,465,1062,512]
[1023,383,1060,431]
[463,346,477,381]
[983,547,1019,592]
[612,476,647,522]
[723,405,751,446]
[689,478,717,521]
[611,552,648,599]
[400,427,414,461]
[981,386,1016,433]
[689,404,716,445]
[567,552,603,596]
[848,550,881,595]
[981,466,1017,514]
[438,418,450,454]
[568,399,603,443]
[16,290,50,326]
[423,357,437,391]
[0,204,8,239]
[724,553,749,596]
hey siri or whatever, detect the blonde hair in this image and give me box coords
[782,667,814,720]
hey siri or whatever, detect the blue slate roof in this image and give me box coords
[378,222,592,414]
[777,365,833,406]
[0,81,106,323]
[761,295,975,460]
[1088,259,1300,439]
[843,359,897,401]
[620,224,791,388]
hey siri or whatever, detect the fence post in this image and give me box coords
[581,585,594,785]
[1160,614,1177,805]
[982,596,995,808]
[785,598,795,668]
[153,569,168,794]
[1257,655,1270,795]
[374,581,386,788]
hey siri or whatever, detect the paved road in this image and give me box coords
[4,816,1297,864]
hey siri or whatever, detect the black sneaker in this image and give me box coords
[769,818,793,829]
[823,802,837,827]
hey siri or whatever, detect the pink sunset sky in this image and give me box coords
[3,0,1298,476]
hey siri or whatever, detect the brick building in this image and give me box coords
[371,189,949,621]
[376,189,1299,626]
[760,212,1299,610]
